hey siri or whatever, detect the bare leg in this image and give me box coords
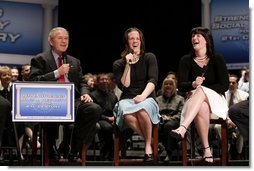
[124,110,153,155]
[25,127,33,140]
[136,109,152,154]
[18,135,25,160]
[194,102,213,162]
[171,87,207,137]
[25,127,41,148]
[124,114,143,136]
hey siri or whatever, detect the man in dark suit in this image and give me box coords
[29,27,102,160]
[228,99,249,141]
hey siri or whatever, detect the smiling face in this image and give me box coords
[11,68,19,82]
[0,66,12,87]
[49,28,69,55]
[192,33,207,51]
[128,30,141,55]
[161,78,176,97]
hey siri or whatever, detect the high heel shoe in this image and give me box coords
[170,125,187,141]
[202,146,213,164]
[202,156,213,164]
[143,153,154,162]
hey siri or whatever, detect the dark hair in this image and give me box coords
[229,74,239,83]
[190,27,215,59]
[121,27,145,58]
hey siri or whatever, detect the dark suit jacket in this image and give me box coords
[29,50,102,148]
[29,50,89,99]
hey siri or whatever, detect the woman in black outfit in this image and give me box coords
[170,27,229,163]
[113,27,161,162]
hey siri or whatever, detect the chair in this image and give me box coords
[181,117,228,166]
[0,122,22,165]
[80,122,101,166]
[37,123,100,166]
[114,124,158,166]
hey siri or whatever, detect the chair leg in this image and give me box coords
[81,144,87,166]
[221,120,228,165]
[182,119,229,166]
[152,124,158,164]
[181,134,188,166]
[42,128,49,166]
[32,124,40,166]
[114,127,119,166]
[12,122,21,165]
[190,124,196,160]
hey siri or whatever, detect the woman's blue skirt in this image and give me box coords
[113,97,161,131]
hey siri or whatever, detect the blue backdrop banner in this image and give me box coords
[211,0,249,69]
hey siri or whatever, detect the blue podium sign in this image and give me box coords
[12,82,75,122]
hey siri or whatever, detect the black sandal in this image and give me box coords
[170,125,187,141]
[202,146,214,164]
[202,156,214,164]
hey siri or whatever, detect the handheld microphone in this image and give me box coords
[62,52,67,64]
[128,49,134,63]
[201,65,208,77]
[62,52,69,79]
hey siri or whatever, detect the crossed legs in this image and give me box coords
[171,87,213,162]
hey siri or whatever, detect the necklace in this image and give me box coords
[134,55,140,62]
[194,55,208,62]
[129,55,140,64]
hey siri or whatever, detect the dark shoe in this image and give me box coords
[170,125,187,141]
[163,155,171,163]
[143,154,154,162]
[236,153,243,160]
[201,146,213,164]
[49,152,59,160]
[58,149,66,160]
[68,152,81,162]
[170,131,183,141]
[158,143,165,155]
[48,146,60,160]
[163,151,172,163]
[202,156,213,164]
[58,142,70,158]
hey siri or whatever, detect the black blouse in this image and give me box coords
[177,53,229,95]
[113,52,158,100]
